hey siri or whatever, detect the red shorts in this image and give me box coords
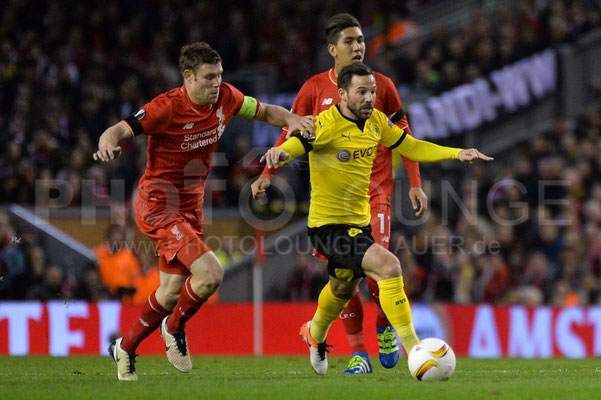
[134,191,211,275]
[312,203,391,260]
[369,203,391,249]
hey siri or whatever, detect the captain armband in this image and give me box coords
[389,107,406,124]
[123,109,146,136]
[237,96,261,118]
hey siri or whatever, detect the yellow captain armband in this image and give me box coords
[237,96,260,118]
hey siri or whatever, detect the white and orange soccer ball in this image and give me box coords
[407,338,456,381]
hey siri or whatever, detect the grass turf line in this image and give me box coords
[0,356,599,400]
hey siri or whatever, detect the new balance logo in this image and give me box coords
[134,109,146,120]
[171,225,184,240]
[183,122,195,129]
[322,98,333,105]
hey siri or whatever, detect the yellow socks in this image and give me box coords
[308,277,419,352]
[310,282,350,343]
[378,276,420,354]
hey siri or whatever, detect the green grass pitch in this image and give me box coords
[0,356,599,399]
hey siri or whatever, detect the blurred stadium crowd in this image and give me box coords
[1,0,601,305]
[0,217,160,304]
[372,0,601,97]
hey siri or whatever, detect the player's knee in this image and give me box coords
[190,261,223,296]
[378,253,402,279]
[205,265,224,291]
[330,283,355,299]
[329,278,358,299]
[193,278,221,297]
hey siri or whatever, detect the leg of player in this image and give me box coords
[340,292,373,374]
[368,205,400,368]
[361,244,420,356]
[160,250,223,373]
[300,277,358,375]
[366,277,400,368]
[109,270,185,381]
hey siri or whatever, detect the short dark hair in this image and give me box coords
[325,13,361,45]
[178,42,222,73]
[338,63,374,91]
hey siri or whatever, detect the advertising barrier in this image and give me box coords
[1,301,599,357]
[407,49,557,139]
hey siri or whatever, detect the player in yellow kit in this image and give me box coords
[260,63,492,375]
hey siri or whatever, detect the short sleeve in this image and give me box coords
[124,96,172,136]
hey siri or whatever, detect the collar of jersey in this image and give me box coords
[180,85,213,114]
[335,105,366,132]
[328,68,337,85]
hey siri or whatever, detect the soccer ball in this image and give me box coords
[407,338,456,381]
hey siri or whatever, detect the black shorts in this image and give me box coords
[307,224,375,281]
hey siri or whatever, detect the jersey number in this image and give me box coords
[377,212,391,243]
[377,213,385,234]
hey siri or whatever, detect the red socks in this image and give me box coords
[341,278,392,354]
[121,292,169,354]
[120,278,207,354]
[366,277,390,329]
[166,276,207,333]
[340,292,368,354]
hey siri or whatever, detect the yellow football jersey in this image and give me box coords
[278,105,461,228]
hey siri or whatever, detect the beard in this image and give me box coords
[347,101,373,121]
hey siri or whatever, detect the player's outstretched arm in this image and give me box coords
[457,148,494,162]
[392,134,493,163]
[254,104,315,138]
[93,122,133,162]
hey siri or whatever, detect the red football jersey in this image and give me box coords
[124,82,245,212]
[260,68,421,205]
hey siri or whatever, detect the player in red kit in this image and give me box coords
[251,14,428,374]
[93,42,315,381]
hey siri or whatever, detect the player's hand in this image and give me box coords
[458,149,493,162]
[93,146,122,162]
[260,148,290,169]
[252,177,271,199]
[409,187,428,217]
[286,115,315,140]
